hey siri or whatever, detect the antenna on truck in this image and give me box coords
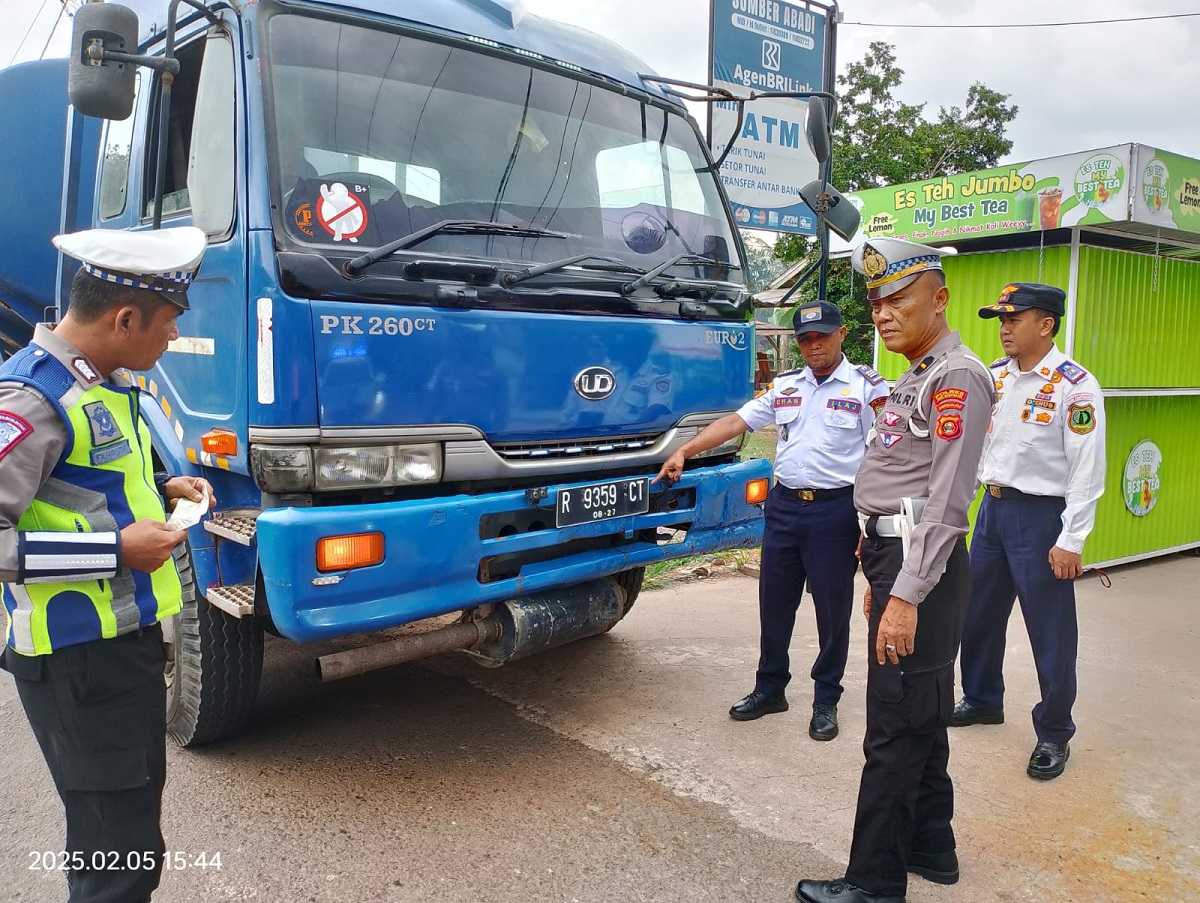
[67,0,223,228]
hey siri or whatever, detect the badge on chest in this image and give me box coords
[83,401,132,465]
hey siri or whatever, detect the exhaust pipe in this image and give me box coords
[317,618,501,682]
[471,578,626,667]
[315,578,626,681]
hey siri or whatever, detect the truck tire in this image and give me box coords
[612,566,645,619]
[164,543,263,747]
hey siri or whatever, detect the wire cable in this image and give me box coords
[38,0,68,59]
[7,0,54,68]
[843,12,1200,29]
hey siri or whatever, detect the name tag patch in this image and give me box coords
[774,396,803,409]
[827,398,862,414]
[90,440,132,466]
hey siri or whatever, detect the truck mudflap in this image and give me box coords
[256,458,770,642]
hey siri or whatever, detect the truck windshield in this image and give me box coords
[265,14,740,282]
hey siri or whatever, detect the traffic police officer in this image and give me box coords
[0,227,213,903]
[655,300,887,740]
[952,283,1106,781]
[795,238,994,903]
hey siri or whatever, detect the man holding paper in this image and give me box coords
[0,227,214,903]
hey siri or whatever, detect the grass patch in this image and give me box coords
[739,426,777,466]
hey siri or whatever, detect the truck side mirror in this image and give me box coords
[804,96,831,167]
[69,2,139,120]
[799,180,861,241]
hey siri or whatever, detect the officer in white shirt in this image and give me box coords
[656,301,888,740]
[951,282,1106,781]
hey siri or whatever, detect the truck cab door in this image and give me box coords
[131,19,248,474]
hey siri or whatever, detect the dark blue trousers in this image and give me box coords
[961,492,1078,745]
[755,485,859,705]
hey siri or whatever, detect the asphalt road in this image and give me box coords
[3,554,1199,902]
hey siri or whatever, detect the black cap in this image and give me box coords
[978,282,1066,319]
[793,299,843,335]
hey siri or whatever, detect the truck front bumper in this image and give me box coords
[256,458,769,642]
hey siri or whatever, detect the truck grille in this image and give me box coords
[492,433,661,460]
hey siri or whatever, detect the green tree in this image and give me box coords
[772,42,1018,362]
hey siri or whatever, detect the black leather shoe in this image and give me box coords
[809,703,838,741]
[795,879,903,903]
[728,691,788,721]
[908,849,959,885]
[950,698,1004,726]
[1027,740,1070,780]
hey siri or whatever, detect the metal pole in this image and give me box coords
[816,2,839,301]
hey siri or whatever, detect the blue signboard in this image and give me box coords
[709,0,830,235]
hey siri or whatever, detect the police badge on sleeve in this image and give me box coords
[0,411,34,462]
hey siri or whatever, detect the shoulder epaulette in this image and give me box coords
[775,368,803,378]
[856,364,884,385]
[1055,360,1088,384]
[990,357,1009,369]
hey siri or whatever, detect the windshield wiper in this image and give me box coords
[620,253,739,296]
[343,219,569,277]
[502,254,643,287]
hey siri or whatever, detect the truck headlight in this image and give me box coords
[251,445,313,493]
[251,444,441,493]
[314,444,441,490]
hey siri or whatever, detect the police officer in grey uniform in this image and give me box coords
[953,283,1106,781]
[656,300,887,740]
[0,227,213,903]
[795,239,995,903]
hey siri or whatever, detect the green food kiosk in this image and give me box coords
[846,144,1200,566]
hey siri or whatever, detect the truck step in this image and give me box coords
[203,509,260,546]
[205,583,255,618]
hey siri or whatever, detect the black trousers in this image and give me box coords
[3,625,168,903]
[845,536,970,897]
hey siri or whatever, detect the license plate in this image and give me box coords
[556,477,650,528]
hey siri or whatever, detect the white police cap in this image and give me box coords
[52,226,207,309]
[850,237,956,301]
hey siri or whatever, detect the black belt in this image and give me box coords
[778,484,854,502]
[984,484,1063,502]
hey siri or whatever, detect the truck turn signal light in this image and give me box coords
[317,532,385,573]
[746,479,770,505]
[201,429,238,456]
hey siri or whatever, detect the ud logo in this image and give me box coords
[574,367,616,401]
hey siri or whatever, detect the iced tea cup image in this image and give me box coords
[1038,187,1063,228]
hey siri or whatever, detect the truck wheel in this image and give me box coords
[612,566,645,619]
[164,543,263,747]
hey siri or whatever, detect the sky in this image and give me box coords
[4,0,1199,165]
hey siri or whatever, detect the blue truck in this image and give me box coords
[0,0,779,746]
